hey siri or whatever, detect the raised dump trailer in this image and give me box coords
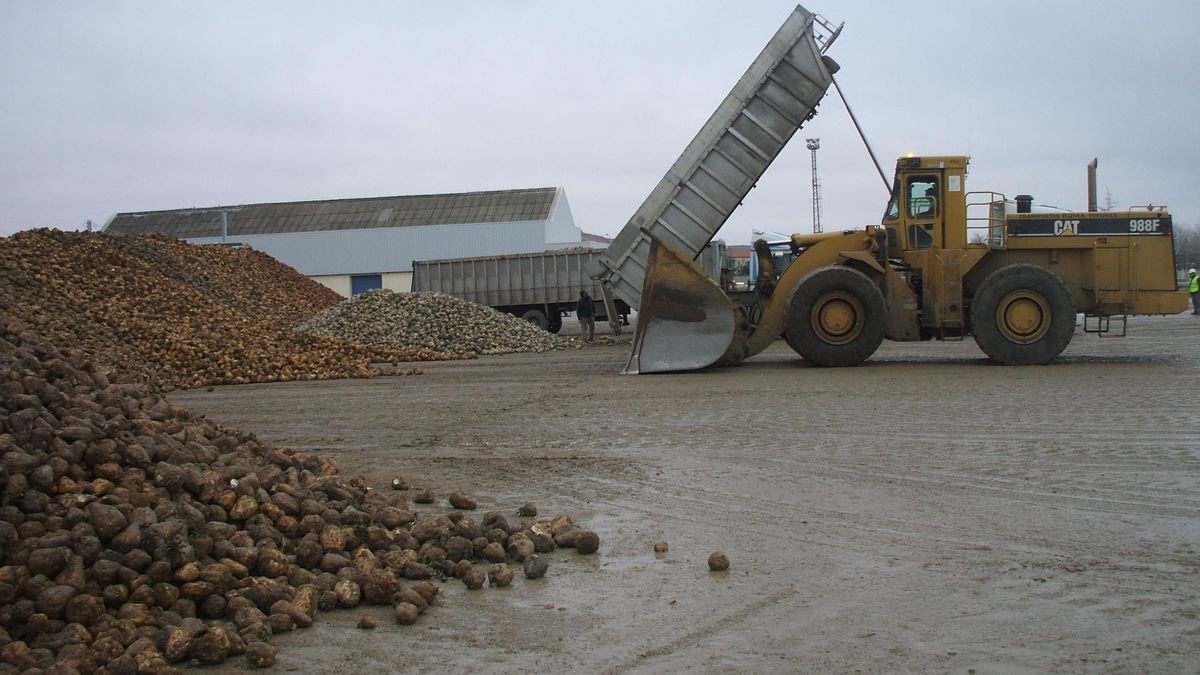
[590,4,842,366]
[412,245,730,333]
[591,5,840,308]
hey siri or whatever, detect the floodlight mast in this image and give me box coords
[806,138,822,233]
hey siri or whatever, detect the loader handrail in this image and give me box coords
[966,191,1008,249]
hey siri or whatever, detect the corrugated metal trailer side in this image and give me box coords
[413,250,607,306]
[412,244,728,333]
[411,249,625,333]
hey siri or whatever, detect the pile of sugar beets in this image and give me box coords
[0,317,600,673]
[0,230,461,393]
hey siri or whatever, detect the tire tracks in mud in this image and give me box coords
[758,457,1200,519]
[581,474,1200,664]
[598,589,804,674]
[578,467,1200,591]
[579,448,1200,565]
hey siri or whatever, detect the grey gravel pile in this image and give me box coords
[296,291,561,356]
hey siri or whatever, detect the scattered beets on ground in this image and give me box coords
[296,290,561,356]
[0,318,599,672]
[0,230,460,391]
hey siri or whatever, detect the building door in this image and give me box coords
[350,274,383,296]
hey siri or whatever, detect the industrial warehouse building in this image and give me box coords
[104,187,586,296]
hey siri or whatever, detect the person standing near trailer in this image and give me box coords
[576,290,596,341]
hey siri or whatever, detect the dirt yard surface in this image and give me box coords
[171,315,1200,674]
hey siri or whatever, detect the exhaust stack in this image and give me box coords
[1087,158,1098,211]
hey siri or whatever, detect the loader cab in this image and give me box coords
[883,156,970,256]
[883,174,941,253]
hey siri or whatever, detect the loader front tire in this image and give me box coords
[784,266,885,367]
[970,264,1074,365]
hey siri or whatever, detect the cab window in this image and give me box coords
[906,175,938,249]
[907,176,938,219]
[883,181,900,221]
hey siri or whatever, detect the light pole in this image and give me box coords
[806,138,822,233]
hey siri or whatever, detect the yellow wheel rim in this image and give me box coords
[996,290,1050,344]
[811,291,864,345]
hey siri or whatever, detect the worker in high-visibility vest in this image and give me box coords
[1190,269,1199,315]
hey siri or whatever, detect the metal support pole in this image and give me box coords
[221,211,229,243]
[832,77,890,195]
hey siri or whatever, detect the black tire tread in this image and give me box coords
[783,265,886,367]
[969,264,1074,365]
[520,308,550,331]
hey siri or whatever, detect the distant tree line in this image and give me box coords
[1174,221,1200,272]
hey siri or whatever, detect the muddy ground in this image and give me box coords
[171,315,1200,673]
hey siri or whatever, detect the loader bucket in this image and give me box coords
[623,238,744,374]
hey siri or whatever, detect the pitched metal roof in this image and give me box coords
[104,187,559,238]
[582,231,613,245]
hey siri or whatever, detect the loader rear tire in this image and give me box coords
[783,266,885,367]
[970,264,1074,365]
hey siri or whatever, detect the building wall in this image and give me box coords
[544,188,583,247]
[382,272,412,293]
[311,272,413,298]
[187,219,549,276]
[311,275,351,297]
[182,186,585,290]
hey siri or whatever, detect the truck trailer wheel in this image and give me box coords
[970,264,1074,365]
[520,308,550,331]
[783,266,886,367]
[547,311,563,334]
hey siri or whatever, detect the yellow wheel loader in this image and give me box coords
[590,6,1186,374]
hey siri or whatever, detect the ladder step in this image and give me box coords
[1083,305,1128,338]
[941,320,965,341]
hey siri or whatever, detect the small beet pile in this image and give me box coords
[296,290,561,356]
[0,230,464,391]
[0,317,599,672]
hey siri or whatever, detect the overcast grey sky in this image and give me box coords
[2,1,1198,245]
